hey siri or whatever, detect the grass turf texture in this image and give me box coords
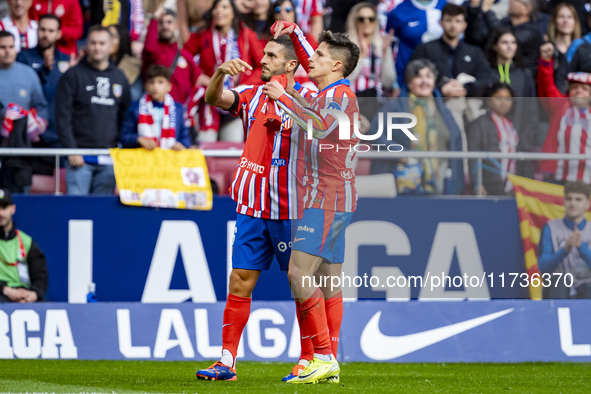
[0,360,590,393]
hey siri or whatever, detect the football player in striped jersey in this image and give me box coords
[266,21,360,384]
[195,35,315,381]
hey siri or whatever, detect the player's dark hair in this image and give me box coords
[39,14,62,29]
[441,3,467,19]
[146,64,172,82]
[269,35,299,68]
[564,181,591,199]
[318,30,360,78]
[0,30,14,41]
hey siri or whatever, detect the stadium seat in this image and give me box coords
[355,174,397,197]
[30,168,66,194]
[200,142,242,195]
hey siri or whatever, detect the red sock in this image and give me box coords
[299,288,332,355]
[295,300,314,362]
[222,293,251,364]
[325,291,343,358]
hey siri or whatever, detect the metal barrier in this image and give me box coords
[0,148,588,196]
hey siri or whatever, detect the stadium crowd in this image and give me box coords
[0,0,590,196]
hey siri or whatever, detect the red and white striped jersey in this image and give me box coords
[0,16,37,53]
[538,61,591,183]
[302,81,360,212]
[276,22,360,212]
[552,107,591,183]
[229,82,314,220]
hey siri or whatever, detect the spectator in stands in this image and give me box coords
[17,14,70,149]
[92,0,145,58]
[120,65,191,150]
[248,0,272,44]
[386,0,445,89]
[106,24,143,101]
[548,3,580,94]
[566,12,591,74]
[56,25,130,195]
[538,181,591,298]
[183,0,263,143]
[538,41,591,184]
[410,4,494,98]
[0,30,48,193]
[0,0,37,53]
[346,1,397,119]
[270,0,317,88]
[292,0,324,39]
[484,27,539,156]
[177,0,214,43]
[235,0,255,15]
[549,0,589,35]
[370,59,464,195]
[0,2,8,19]
[466,83,520,196]
[486,27,536,97]
[466,0,544,75]
[29,0,83,56]
[0,189,48,303]
[142,7,201,105]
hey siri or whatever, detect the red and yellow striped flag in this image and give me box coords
[508,175,591,299]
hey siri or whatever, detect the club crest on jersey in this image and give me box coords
[281,113,293,129]
[341,170,354,180]
[327,101,342,111]
[113,84,123,98]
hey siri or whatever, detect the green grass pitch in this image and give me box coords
[1,360,590,393]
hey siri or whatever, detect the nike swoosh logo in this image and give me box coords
[222,323,232,328]
[86,85,95,91]
[360,308,514,360]
[409,21,419,27]
[293,238,306,242]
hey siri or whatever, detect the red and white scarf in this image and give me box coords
[137,94,177,149]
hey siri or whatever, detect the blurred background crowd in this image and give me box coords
[1,0,591,196]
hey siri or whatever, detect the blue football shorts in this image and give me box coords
[291,208,354,264]
[231,213,294,271]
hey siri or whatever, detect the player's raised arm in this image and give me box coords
[271,21,315,74]
[205,59,253,110]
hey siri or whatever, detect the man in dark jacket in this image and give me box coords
[0,189,48,302]
[466,0,543,75]
[56,25,130,195]
[410,3,494,98]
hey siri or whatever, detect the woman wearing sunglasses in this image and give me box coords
[345,2,397,118]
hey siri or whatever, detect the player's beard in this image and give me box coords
[261,64,287,82]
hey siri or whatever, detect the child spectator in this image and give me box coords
[467,83,520,196]
[120,64,191,151]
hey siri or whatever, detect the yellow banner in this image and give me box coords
[110,148,213,210]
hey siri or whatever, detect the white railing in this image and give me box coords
[1,148,588,196]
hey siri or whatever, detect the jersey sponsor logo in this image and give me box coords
[360,309,514,360]
[239,157,266,174]
[297,225,315,233]
[277,241,291,252]
[272,158,287,167]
